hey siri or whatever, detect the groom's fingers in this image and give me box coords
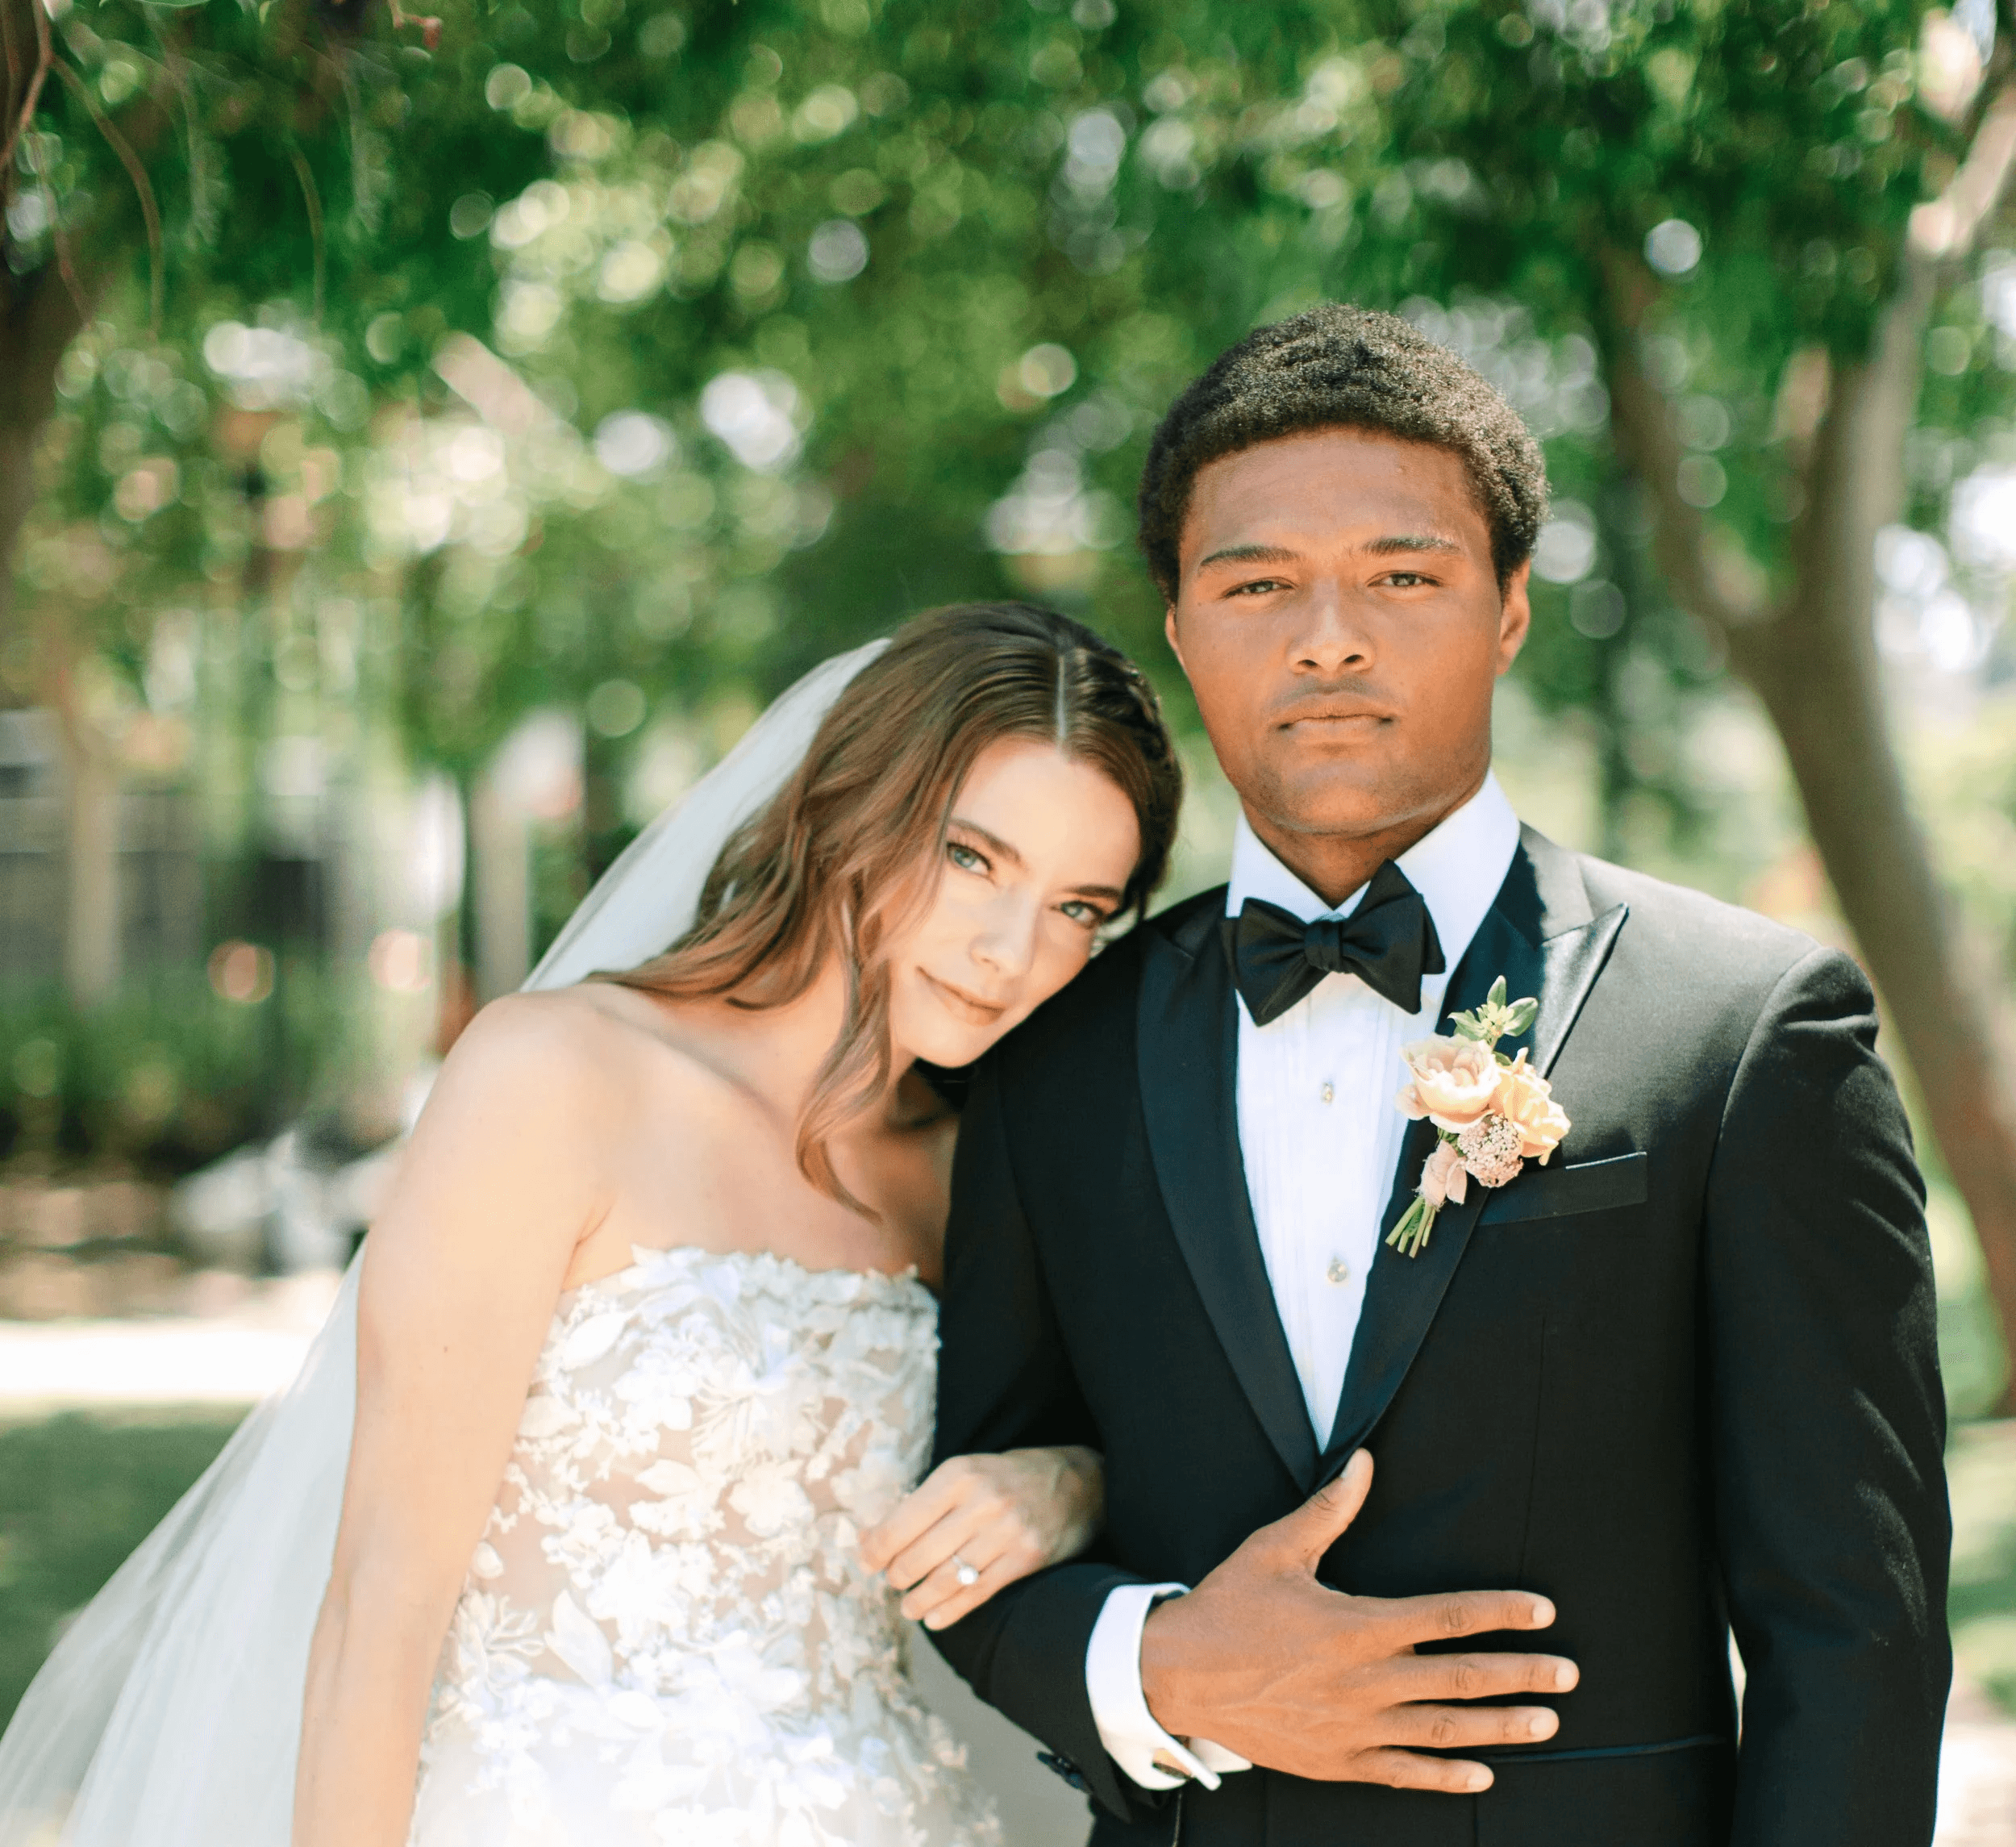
[1352,1748,1494,1795]
[1374,1586,1560,1647]
[1391,1646,1579,1702]
[1260,1449,1374,1570]
[1380,1699,1561,1749]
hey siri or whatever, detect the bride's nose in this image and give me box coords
[969,892,1039,983]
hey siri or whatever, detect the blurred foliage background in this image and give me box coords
[5,0,2016,1720]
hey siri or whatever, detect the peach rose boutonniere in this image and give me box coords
[1388,977,1570,1257]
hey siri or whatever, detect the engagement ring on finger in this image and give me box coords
[952,1555,979,1587]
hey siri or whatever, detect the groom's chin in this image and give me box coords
[1247,746,1481,848]
[1245,761,1403,844]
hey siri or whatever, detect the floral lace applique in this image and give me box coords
[408,1247,1000,1847]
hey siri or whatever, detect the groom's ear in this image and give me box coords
[1163,602,1187,673]
[1495,560,1533,674]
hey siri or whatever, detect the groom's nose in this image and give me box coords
[1287,577,1375,678]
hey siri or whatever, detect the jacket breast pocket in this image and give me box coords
[1479,1151,1648,1226]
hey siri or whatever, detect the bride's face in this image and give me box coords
[884,738,1142,1070]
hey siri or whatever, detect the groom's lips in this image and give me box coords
[1275,701,1393,732]
[921,970,1008,1024]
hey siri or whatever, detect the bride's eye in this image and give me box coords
[1058,898,1107,927]
[947,840,989,875]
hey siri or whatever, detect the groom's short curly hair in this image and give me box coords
[1136,303,1550,600]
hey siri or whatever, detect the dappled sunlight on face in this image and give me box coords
[882,740,1139,1072]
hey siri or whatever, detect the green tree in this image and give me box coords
[1395,0,2016,1397]
[6,0,2016,1383]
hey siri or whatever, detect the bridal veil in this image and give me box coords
[0,641,887,1846]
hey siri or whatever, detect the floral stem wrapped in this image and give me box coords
[1387,978,1570,1257]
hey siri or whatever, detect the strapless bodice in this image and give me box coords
[408,1245,999,1847]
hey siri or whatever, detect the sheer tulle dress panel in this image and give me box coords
[406,1245,1001,1847]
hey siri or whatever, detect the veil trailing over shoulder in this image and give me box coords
[0,641,888,1847]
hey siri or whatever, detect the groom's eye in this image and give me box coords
[1226,577,1289,598]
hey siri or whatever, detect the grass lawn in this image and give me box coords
[2,1409,2015,1733]
[0,1410,243,1727]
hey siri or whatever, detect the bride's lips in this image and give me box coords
[920,969,1008,1026]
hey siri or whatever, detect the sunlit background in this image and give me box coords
[2,0,2016,1825]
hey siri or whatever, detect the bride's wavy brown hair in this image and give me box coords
[612,602,1181,1209]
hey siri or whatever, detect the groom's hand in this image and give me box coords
[1138,1452,1577,1793]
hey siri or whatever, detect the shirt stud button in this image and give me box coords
[1327,1257,1351,1286]
[1320,1081,1335,1104]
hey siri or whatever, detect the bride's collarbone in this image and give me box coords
[565,1176,946,1294]
[543,1015,951,1286]
[560,1033,953,1295]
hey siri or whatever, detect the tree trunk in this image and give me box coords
[1,0,172,643]
[0,281,85,656]
[0,421,39,653]
[5,269,121,1009]
[1735,330,2016,1408]
[3,0,184,1011]
[1607,248,2016,1406]
[469,766,532,1001]
[55,697,121,1008]
[1740,556,2016,1410]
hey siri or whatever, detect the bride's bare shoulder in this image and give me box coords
[434,983,726,1122]
[444,983,636,1075]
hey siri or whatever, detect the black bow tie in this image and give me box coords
[1222,862,1446,1026]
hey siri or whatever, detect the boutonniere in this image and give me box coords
[1387,978,1571,1257]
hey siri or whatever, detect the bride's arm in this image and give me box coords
[859,1445,1105,1631]
[294,998,614,1847]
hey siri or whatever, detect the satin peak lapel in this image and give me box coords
[1138,898,1320,1491]
[1321,837,1627,1475]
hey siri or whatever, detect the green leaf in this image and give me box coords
[1486,975,1508,1008]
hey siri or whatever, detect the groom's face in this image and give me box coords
[1164,427,1530,873]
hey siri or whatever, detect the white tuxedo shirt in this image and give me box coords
[1083,775,1522,1788]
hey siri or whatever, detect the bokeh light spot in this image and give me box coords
[208,941,276,1005]
[1644,218,1703,278]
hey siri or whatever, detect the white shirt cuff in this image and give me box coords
[1084,1582,1253,1791]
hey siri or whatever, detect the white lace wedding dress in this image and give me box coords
[0,643,1003,1847]
[406,1243,1002,1847]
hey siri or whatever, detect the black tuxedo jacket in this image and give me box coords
[929,828,1950,1847]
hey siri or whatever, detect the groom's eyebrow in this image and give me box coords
[1364,532,1462,556]
[1195,542,1301,570]
[1195,534,1464,569]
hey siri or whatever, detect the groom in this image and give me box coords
[929,305,1951,1845]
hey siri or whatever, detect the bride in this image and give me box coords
[0,602,1184,1847]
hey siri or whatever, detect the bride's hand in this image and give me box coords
[860,1445,1105,1630]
